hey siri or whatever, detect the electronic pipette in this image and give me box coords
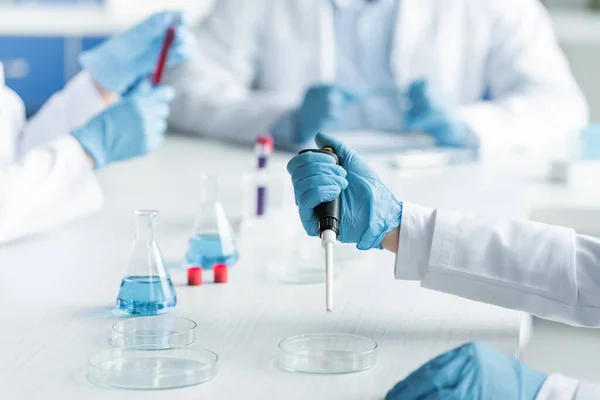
[299,147,341,312]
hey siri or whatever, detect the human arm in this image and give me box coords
[165,0,299,146]
[288,133,600,328]
[458,0,588,152]
[0,135,103,244]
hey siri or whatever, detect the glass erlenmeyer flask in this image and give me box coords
[185,175,239,268]
[117,210,177,315]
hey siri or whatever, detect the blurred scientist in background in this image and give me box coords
[0,12,192,244]
[167,0,588,152]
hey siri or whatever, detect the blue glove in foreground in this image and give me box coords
[404,80,476,148]
[386,342,547,400]
[79,11,193,94]
[287,132,402,250]
[296,85,361,144]
[72,80,174,169]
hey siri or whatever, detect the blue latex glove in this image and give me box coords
[386,342,547,400]
[79,11,193,94]
[72,80,174,169]
[296,85,361,144]
[404,80,477,148]
[286,132,402,250]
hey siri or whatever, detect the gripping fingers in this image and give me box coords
[293,174,348,207]
[297,185,342,211]
[287,151,339,175]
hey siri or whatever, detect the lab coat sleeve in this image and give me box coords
[535,374,579,400]
[458,0,588,154]
[164,0,299,146]
[0,135,103,244]
[17,71,108,156]
[395,202,600,328]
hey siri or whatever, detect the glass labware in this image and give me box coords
[116,210,177,316]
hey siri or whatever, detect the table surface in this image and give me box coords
[1,135,597,399]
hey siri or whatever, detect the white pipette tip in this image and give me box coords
[322,230,336,313]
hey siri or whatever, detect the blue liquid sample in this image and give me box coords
[185,234,239,269]
[116,275,177,316]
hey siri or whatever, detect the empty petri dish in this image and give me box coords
[111,316,196,349]
[278,333,378,374]
[88,346,218,390]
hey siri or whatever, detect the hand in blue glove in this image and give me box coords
[386,342,547,400]
[72,80,174,169]
[296,85,361,144]
[79,11,194,94]
[286,132,402,250]
[404,80,477,148]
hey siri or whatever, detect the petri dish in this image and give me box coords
[88,346,218,390]
[278,333,378,374]
[111,316,196,349]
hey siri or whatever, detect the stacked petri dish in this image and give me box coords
[88,316,218,390]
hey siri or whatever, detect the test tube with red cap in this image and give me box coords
[255,134,274,216]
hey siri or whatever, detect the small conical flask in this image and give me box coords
[185,175,239,268]
[117,210,177,315]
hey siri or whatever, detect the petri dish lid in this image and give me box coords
[111,316,196,349]
[278,333,378,374]
[88,346,218,390]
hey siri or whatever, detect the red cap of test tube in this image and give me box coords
[213,264,228,283]
[187,267,202,286]
[256,134,274,154]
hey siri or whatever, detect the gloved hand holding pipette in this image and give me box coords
[404,80,478,148]
[287,132,402,250]
[72,80,174,169]
[79,11,194,95]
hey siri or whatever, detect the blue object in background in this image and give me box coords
[581,124,600,160]
[185,235,239,269]
[0,36,65,115]
[0,34,107,116]
[116,275,177,316]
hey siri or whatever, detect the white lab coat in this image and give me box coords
[397,202,600,399]
[0,64,105,243]
[167,0,588,154]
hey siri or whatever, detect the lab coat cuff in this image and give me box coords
[535,374,579,400]
[68,71,111,120]
[394,203,436,280]
[574,380,600,399]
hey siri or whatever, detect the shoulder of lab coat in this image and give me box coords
[457,0,588,154]
[395,202,600,327]
[0,135,103,244]
[165,0,301,145]
[18,71,108,156]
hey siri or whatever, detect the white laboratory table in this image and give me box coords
[2,135,593,400]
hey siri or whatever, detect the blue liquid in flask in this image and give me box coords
[185,234,239,268]
[117,275,177,316]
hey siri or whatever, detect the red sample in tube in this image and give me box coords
[187,267,202,286]
[213,264,228,283]
[151,26,176,85]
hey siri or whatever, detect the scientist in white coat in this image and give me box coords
[0,12,192,244]
[167,0,588,153]
[288,132,600,399]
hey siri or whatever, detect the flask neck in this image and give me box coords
[134,210,158,242]
[201,176,221,203]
